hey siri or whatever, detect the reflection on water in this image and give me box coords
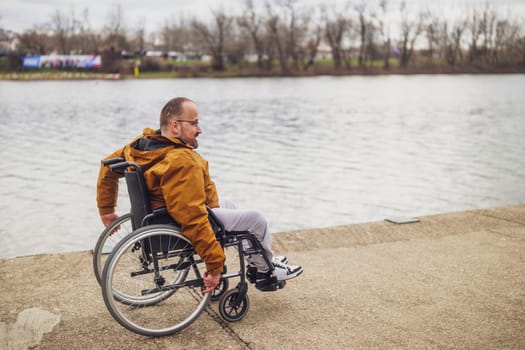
[0,75,524,258]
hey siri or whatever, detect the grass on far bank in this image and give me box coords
[1,57,524,80]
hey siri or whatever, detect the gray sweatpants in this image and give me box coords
[211,199,274,271]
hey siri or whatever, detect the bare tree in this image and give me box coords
[74,9,101,54]
[283,0,302,71]
[238,0,267,70]
[101,4,128,73]
[266,2,289,74]
[303,24,322,71]
[267,0,314,73]
[51,8,76,54]
[479,5,497,64]
[398,1,422,68]
[466,8,482,64]
[17,30,53,55]
[365,10,381,65]
[192,7,233,71]
[493,19,521,65]
[519,33,525,65]
[132,17,146,54]
[355,2,367,67]
[162,15,190,54]
[441,18,466,66]
[378,0,392,69]
[322,4,348,69]
[104,4,128,50]
[226,24,252,65]
[421,10,440,65]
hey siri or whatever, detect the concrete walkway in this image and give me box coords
[1,205,524,349]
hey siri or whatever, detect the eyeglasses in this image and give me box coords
[176,119,199,126]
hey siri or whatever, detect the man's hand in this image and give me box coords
[100,213,120,235]
[202,271,220,294]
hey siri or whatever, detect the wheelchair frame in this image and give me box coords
[98,157,284,337]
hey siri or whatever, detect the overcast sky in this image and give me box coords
[1,0,524,34]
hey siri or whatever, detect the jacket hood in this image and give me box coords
[123,128,189,171]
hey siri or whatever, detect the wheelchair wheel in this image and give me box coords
[218,288,250,322]
[93,213,133,286]
[102,225,211,337]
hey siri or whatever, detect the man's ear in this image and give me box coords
[170,120,180,135]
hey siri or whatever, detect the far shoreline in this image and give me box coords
[2,64,525,81]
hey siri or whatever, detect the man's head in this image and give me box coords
[160,97,202,148]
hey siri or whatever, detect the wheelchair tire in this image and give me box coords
[101,224,211,337]
[218,288,250,322]
[92,213,133,286]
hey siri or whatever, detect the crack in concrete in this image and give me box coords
[480,212,525,226]
[187,288,252,349]
[204,304,253,350]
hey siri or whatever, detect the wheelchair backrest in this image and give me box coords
[107,159,152,230]
[125,168,152,230]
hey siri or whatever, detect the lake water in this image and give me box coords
[0,74,524,258]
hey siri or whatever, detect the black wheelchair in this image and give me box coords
[97,158,285,337]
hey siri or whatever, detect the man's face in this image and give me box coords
[175,101,202,148]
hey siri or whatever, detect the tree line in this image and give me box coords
[5,0,525,75]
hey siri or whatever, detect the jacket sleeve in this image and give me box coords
[96,148,125,216]
[159,157,225,276]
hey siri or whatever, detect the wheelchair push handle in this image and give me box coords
[102,157,131,172]
[101,157,125,166]
[102,157,143,174]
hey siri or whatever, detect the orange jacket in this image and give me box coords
[96,128,224,275]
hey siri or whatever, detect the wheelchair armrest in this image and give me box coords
[152,207,168,216]
[141,207,177,227]
[207,207,226,241]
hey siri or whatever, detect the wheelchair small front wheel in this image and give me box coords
[219,288,250,322]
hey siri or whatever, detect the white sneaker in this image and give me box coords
[272,260,303,281]
[273,256,288,264]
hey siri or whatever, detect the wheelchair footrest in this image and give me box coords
[256,277,286,292]
[247,266,286,292]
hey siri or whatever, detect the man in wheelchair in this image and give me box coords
[97,97,303,294]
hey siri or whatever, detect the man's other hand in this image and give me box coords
[100,213,120,235]
[101,213,119,227]
[202,271,220,294]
